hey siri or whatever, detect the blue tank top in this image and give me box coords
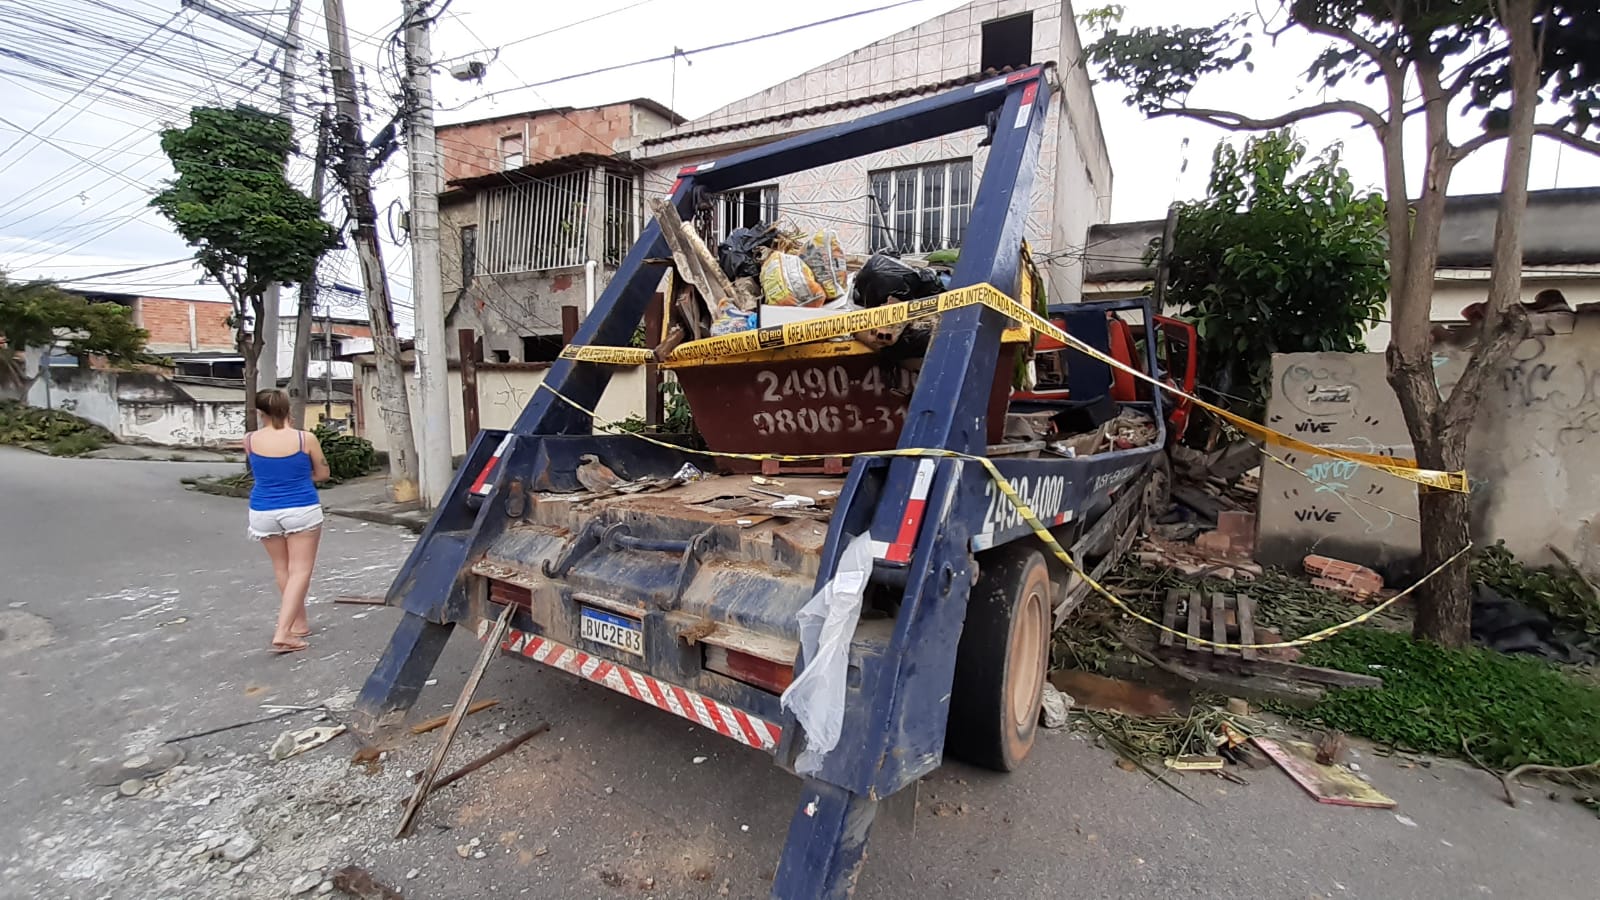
[247,430,321,511]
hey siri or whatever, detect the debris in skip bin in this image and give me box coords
[751,475,783,486]
[672,463,706,484]
[1253,737,1396,808]
[268,725,346,761]
[1039,684,1073,729]
[409,699,499,735]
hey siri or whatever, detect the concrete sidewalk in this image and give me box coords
[187,471,432,533]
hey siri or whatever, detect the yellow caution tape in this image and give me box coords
[529,382,1469,650]
[558,281,1466,492]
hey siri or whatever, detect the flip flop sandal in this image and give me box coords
[270,640,309,655]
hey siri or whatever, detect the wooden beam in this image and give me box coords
[457,328,480,446]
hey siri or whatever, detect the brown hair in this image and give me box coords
[255,388,291,427]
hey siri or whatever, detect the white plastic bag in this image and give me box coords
[780,532,874,774]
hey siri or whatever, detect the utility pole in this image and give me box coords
[325,308,335,424]
[289,106,331,428]
[402,0,452,506]
[185,0,304,390]
[324,0,419,502]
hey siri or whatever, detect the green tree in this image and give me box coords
[150,105,338,430]
[0,274,149,398]
[1160,130,1388,417]
[1084,0,1600,647]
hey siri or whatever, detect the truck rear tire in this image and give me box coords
[945,546,1051,772]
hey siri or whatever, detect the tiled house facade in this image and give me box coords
[622,0,1113,304]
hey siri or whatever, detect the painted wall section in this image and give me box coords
[354,362,648,458]
[1258,311,1600,579]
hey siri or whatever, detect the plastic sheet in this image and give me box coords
[780,532,874,774]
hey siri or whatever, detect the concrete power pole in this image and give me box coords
[324,0,419,502]
[402,0,452,506]
[183,0,303,390]
[289,106,331,428]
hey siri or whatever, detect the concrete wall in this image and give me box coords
[628,0,1111,304]
[24,366,121,432]
[1257,311,1600,578]
[120,401,245,448]
[354,363,648,458]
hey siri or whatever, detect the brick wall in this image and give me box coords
[134,297,235,353]
[439,103,638,184]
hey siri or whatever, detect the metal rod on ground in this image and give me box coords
[402,0,452,507]
[394,602,513,839]
[427,723,549,793]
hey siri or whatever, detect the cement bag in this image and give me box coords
[760,250,826,307]
[780,532,873,775]
[800,229,848,300]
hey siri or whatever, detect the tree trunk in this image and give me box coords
[242,333,259,433]
[1410,428,1473,645]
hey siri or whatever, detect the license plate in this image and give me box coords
[579,607,644,656]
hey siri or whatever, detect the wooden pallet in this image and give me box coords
[1155,589,1384,689]
[1158,589,1257,672]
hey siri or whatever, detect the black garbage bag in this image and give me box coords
[717,225,778,282]
[851,253,944,309]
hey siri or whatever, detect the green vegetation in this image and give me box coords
[0,400,113,456]
[1,274,151,393]
[313,425,375,482]
[1474,542,1600,637]
[1280,628,1600,770]
[1153,130,1388,416]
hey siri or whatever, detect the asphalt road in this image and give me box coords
[1,445,1596,899]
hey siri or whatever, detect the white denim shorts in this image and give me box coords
[247,504,325,540]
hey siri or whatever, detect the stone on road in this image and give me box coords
[1,447,1597,900]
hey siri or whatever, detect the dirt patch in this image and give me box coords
[0,610,55,657]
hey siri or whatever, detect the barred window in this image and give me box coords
[868,160,973,254]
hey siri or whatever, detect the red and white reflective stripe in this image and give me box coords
[469,434,514,496]
[491,627,783,752]
[879,458,936,564]
[1013,81,1039,129]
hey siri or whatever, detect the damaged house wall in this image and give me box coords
[1257,310,1600,578]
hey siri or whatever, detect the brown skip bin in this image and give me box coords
[667,330,1026,473]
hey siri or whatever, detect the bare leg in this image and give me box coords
[262,536,304,649]
[278,527,322,646]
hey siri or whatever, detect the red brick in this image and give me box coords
[1194,531,1235,558]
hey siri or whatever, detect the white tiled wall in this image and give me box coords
[632,1,1110,303]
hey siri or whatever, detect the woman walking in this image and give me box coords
[245,389,331,654]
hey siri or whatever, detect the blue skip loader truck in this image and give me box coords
[353,67,1190,898]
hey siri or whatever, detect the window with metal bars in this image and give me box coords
[604,172,636,267]
[867,160,973,254]
[711,185,779,245]
[476,171,590,275]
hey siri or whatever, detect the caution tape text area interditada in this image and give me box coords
[558,282,1468,493]
[530,381,1468,651]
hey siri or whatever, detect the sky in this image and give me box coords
[2,0,1596,322]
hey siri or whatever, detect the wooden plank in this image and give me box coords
[1211,593,1228,660]
[1241,658,1385,689]
[1185,591,1202,654]
[457,328,480,446]
[409,699,499,735]
[1159,590,1181,648]
[1236,594,1259,661]
[394,603,514,839]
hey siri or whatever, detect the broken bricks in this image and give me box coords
[1303,554,1384,601]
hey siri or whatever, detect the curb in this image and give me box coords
[326,507,427,534]
[189,480,251,499]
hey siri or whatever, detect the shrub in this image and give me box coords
[0,400,115,449]
[313,425,375,482]
[47,431,106,457]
